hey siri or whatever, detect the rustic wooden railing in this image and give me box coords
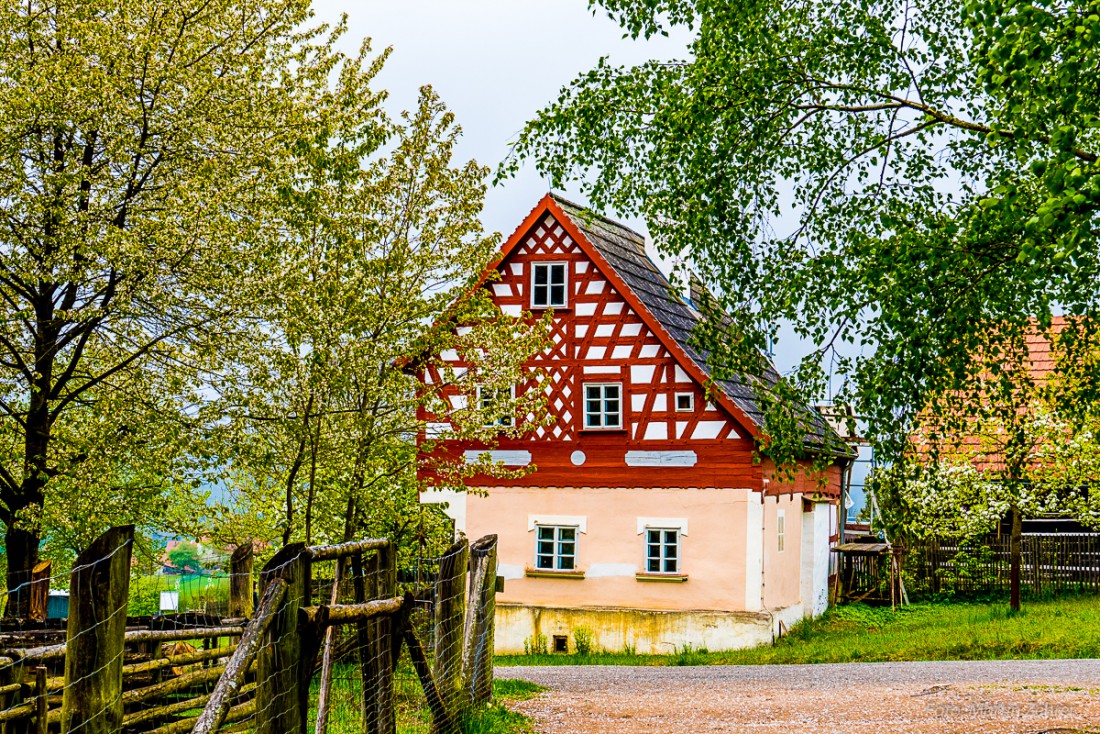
[0,528,499,734]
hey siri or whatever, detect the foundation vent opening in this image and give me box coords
[552,635,569,653]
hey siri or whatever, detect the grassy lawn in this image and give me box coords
[309,663,543,734]
[497,596,1100,667]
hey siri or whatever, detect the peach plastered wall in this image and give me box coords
[464,486,755,613]
[762,493,804,609]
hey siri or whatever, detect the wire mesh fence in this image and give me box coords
[0,528,498,733]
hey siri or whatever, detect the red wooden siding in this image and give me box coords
[421,212,770,490]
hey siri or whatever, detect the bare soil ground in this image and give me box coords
[498,659,1100,733]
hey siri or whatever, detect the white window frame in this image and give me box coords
[531,261,568,309]
[674,392,694,412]
[644,527,681,574]
[582,382,623,429]
[534,524,577,571]
[777,510,786,552]
[476,385,515,427]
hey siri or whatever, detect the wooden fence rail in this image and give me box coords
[905,533,1100,597]
[0,528,499,734]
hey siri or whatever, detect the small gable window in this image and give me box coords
[532,262,567,308]
[777,510,786,552]
[583,383,622,429]
[674,392,694,412]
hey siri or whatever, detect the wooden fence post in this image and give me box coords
[34,666,46,734]
[365,543,397,734]
[61,524,134,734]
[256,543,310,734]
[229,543,254,619]
[463,535,497,705]
[28,561,51,623]
[434,537,468,721]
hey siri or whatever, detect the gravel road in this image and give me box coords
[498,659,1100,733]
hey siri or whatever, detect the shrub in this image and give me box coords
[572,627,595,656]
[522,634,547,656]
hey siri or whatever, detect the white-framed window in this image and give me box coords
[645,528,680,574]
[535,525,577,570]
[583,383,622,429]
[674,392,694,412]
[531,262,568,308]
[476,385,515,427]
[777,510,786,552]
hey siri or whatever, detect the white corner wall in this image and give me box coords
[744,492,763,612]
[800,501,831,618]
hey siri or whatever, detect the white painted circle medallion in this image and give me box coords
[570,450,586,466]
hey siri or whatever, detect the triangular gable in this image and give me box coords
[479,194,763,442]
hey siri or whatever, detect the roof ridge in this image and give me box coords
[549,192,647,244]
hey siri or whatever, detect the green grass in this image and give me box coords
[307,663,543,734]
[497,596,1100,667]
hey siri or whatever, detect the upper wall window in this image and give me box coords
[777,510,786,552]
[476,385,515,427]
[583,383,622,429]
[532,262,567,308]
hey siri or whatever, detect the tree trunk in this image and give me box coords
[1009,505,1022,612]
[5,523,42,619]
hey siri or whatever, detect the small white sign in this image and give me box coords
[159,591,179,613]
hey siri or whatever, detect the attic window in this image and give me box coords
[674,393,694,412]
[532,262,567,308]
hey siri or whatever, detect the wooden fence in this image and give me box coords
[0,526,498,734]
[905,533,1100,597]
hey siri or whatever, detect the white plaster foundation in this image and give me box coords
[495,602,807,655]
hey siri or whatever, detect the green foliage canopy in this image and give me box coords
[507,0,1100,463]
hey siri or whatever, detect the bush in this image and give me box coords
[128,576,163,616]
[522,634,547,656]
[572,627,595,656]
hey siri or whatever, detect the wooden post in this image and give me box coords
[434,537,468,720]
[463,535,497,705]
[28,561,51,623]
[370,544,397,734]
[403,610,458,734]
[256,543,310,734]
[351,551,370,732]
[193,578,287,734]
[34,666,46,734]
[61,525,134,734]
[314,558,344,734]
[229,543,255,620]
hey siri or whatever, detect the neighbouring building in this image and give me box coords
[419,194,852,653]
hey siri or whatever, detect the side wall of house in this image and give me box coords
[462,485,793,653]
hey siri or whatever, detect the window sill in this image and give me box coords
[635,573,689,583]
[578,428,628,434]
[525,568,585,580]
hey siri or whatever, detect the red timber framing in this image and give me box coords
[419,195,840,493]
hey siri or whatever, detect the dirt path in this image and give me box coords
[498,659,1100,733]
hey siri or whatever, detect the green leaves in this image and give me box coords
[508,0,1100,471]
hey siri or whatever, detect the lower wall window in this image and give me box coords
[535,525,576,570]
[645,528,680,574]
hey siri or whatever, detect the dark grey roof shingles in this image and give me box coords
[551,194,841,454]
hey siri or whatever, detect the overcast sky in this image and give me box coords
[310,1,687,233]
[307,2,830,377]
